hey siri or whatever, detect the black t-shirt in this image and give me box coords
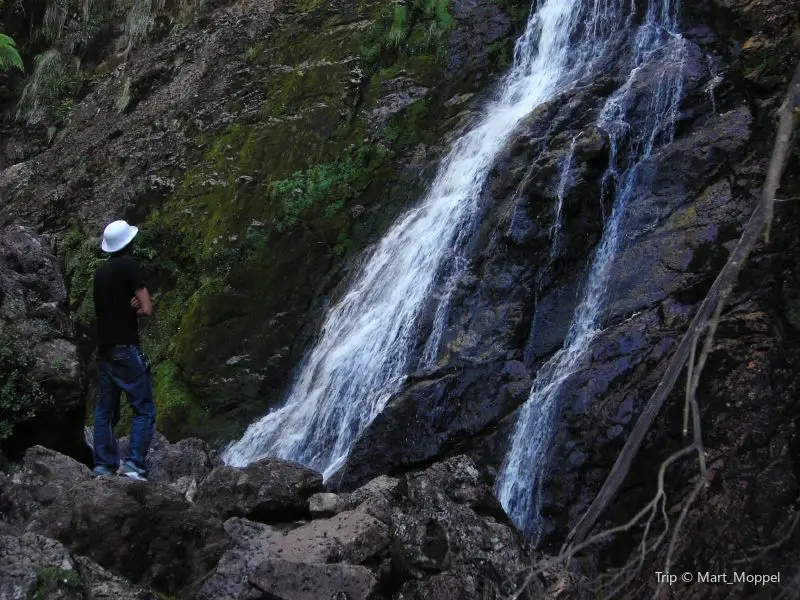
[93,255,145,347]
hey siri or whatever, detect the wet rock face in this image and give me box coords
[0,225,84,460]
[324,1,800,592]
[332,360,532,490]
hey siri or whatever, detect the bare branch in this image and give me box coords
[682,332,698,437]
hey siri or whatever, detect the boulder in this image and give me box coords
[194,518,283,600]
[195,458,323,522]
[0,531,158,600]
[248,558,378,600]
[394,566,507,600]
[331,362,531,491]
[389,456,529,585]
[265,510,389,565]
[10,447,228,597]
[308,492,341,518]
[73,556,160,600]
[143,436,220,501]
[0,532,75,600]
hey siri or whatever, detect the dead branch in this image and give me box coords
[563,59,800,550]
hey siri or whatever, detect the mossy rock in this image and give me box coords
[57,0,531,441]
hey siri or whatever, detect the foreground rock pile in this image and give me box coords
[0,441,582,600]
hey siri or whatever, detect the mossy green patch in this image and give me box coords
[94,0,524,442]
[360,0,455,69]
[60,225,106,332]
[27,567,86,600]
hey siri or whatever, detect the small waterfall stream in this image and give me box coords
[496,0,687,544]
[550,134,579,257]
[224,0,621,479]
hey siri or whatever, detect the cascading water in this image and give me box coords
[550,134,579,257]
[224,0,622,478]
[496,0,687,544]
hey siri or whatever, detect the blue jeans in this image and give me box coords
[93,345,156,471]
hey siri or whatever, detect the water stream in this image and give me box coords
[224,0,621,479]
[496,0,687,544]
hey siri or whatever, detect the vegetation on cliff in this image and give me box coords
[0,32,22,71]
[0,328,53,442]
[0,0,527,440]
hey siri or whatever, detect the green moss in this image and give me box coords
[27,567,85,600]
[270,144,389,232]
[110,0,514,442]
[60,226,106,332]
[489,0,531,28]
[487,38,514,70]
[386,5,409,48]
[244,41,266,62]
[296,0,324,12]
[151,360,211,438]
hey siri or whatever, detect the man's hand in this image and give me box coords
[132,288,153,317]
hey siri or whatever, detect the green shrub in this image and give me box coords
[0,329,54,442]
[361,0,454,66]
[60,227,106,332]
[28,567,86,600]
[0,33,23,72]
[270,146,382,232]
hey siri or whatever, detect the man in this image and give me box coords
[91,219,155,481]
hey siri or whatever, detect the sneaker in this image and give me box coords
[92,465,116,477]
[118,461,148,481]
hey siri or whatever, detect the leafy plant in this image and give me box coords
[28,567,86,600]
[0,328,54,442]
[386,5,409,49]
[0,33,23,72]
[270,145,385,232]
[60,227,106,331]
[361,0,454,66]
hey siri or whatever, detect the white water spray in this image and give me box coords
[224,0,621,478]
[496,0,687,544]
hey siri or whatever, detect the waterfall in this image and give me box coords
[223,0,622,478]
[496,0,687,544]
[550,134,579,257]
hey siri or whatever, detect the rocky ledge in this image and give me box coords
[0,440,585,600]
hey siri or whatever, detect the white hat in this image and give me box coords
[101,220,139,253]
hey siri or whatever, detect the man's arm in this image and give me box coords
[130,288,153,317]
[125,257,152,317]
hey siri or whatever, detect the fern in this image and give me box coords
[0,33,23,72]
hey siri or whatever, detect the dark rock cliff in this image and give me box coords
[1,0,799,598]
